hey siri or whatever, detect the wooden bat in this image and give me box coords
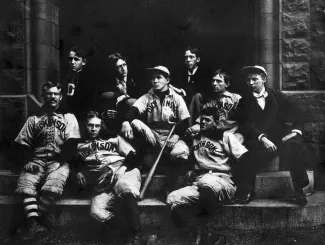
[139,123,177,200]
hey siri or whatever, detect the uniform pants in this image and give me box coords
[131,119,189,161]
[90,168,141,232]
[167,172,236,228]
[15,160,70,219]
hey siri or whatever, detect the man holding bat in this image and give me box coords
[167,106,249,245]
[121,66,190,195]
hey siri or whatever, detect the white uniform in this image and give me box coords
[131,88,190,163]
[76,136,141,223]
[15,109,80,219]
[16,111,80,196]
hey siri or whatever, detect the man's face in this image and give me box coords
[86,117,102,139]
[68,51,86,72]
[115,59,128,79]
[246,73,265,94]
[150,72,169,92]
[184,50,200,71]
[211,74,228,94]
[200,115,216,132]
[42,86,62,110]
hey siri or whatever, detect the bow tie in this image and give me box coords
[253,91,268,99]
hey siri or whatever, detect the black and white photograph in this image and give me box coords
[0,0,324,244]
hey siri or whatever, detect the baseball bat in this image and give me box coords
[139,123,177,200]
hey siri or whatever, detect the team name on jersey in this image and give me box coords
[89,141,117,152]
[193,140,219,153]
[35,118,67,133]
[146,99,176,113]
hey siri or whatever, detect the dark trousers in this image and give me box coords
[234,134,310,194]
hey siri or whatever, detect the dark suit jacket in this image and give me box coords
[172,67,210,105]
[64,69,99,120]
[243,88,304,142]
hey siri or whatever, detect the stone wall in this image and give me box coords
[0,0,27,169]
[282,0,325,90]
[282,0,325,188]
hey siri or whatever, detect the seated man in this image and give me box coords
[121,66,190,194]
[237,65,310,205]
[15,82,80,240]
[167,107,248,245]
[188,68,243,128]
[74,111,141,238]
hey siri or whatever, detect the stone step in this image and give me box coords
[1,192,325,239]
[0,170,314,198]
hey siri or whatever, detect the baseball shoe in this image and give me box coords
[20,218,47,241]
[229,190,253,205]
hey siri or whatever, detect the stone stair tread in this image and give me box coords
[1,192,324,208]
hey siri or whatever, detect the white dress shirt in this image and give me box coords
[188,66,198,83]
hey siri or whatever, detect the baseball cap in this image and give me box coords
[241,65,267,76]
[147,66,170,77]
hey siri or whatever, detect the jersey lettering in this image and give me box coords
[35,118,67,133]
[89,141,117,152]
[193,140,219,152]
[146,101,157,113]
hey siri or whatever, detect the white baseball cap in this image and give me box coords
[241,65,267,76]
[147,66,170,77]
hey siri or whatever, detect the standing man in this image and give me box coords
[235,65,310,205]
[15,82,80,240]
[172,47,208,106]
[66,47,98,122]
[99,53,141,128]
[121,66,190,194]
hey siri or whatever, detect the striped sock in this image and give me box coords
[23,196,39,219]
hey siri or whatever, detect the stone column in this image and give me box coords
[26,0,60,101]
[258,0,280,89]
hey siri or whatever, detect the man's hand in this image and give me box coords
[111,166,127,183]
[261,137,277,152]
[281,132,298,143]
[24,163,40,174]
[185,125,200,137]
[166,135,179,150]
[102,110,117,120]
[77,172,87,187]
[121,121,134,140]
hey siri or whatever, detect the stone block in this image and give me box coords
[283,39,311,62]
[304,122,319,143]
[283,0,310,12]
[319,122,325,144]
[282,63,310,90]
[283,13,310,38]
[311,0,325,12]
[0,69,25,95]
[286,93,325,121]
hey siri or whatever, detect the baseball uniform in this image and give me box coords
[15,108,80,219]
[167,131,248,227]
[130,88,190,162]
[75,135,141,223]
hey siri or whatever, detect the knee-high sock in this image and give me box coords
[23,195,39,219]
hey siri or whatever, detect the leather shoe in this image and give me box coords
[294,194,308,206]
[230,191,253,205]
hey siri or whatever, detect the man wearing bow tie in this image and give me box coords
[233,65,310,205]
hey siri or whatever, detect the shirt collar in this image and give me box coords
[116,76,127,83]
[188,66,198,76]
[253,86,268,98]
[148,87,175,97]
